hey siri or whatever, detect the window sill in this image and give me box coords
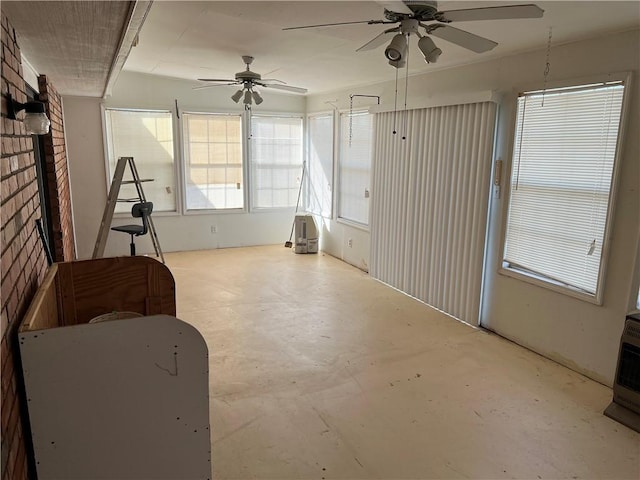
[183,208,247,216]
[498,264,603,306]
[113,210,179,219]
[336,217,370,232]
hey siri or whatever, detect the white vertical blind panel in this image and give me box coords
[105,109,176,213]
[371,102,497,324]
[307,114,334,217]
[338,112,373,225]
[251,115,303,209]
[505,85,624,294]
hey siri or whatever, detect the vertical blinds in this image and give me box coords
[370,102,497,325]
[307,113,334,218]
[250,115,303,209]
[504,83,624,295]
[338,111,372,225]
[104,109,176,213]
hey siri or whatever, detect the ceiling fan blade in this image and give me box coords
[193,83,239,90]
[197,78,238,83]
[429,25,497,53]
[260,79,287,84]
[283,19,387,30]
[260,83,308,94]
[376,1,412,15]
[437,4,544,22]
[356,27,400,52]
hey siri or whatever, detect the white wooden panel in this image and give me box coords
[19,315,210,480]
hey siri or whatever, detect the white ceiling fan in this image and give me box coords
[284,1,544,67]
[197,55,308,106]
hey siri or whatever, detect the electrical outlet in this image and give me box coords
[348,238,353,248]
[210,225,218,234]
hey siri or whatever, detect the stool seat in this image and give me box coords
[111,225,145,236]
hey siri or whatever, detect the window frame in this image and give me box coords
[248,112,305,213]
[336,108,374,230]
[306,110,336,219]
[497,72,632,305]
[180,110,248,215]
[101,106,180,217]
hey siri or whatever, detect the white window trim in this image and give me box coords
[101,105,181,217]
[306,110,336,220]
[497,72,633,305]
[180,110,248,215]
[248,112,305,213]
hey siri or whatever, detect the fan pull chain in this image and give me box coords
[541,27,552,107]
[402,34,409,141]
[392,67,399,135]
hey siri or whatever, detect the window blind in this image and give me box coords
[370,102,497,325]
[307,113,334,218]
[104,109,176,213]
[338,111,372,225]
[183,113,243,210]
[504,83,624,295]
[250,115,303,209]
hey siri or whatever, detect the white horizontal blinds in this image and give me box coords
[504,83,624,294]
[250,115,303,209]
[338,111,373,225]
[183,113,243,210]
[104,109,176,213]
[307,114,334,218]
[371,102,497,324]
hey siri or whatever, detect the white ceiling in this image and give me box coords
[124,1,640,95]
[2,1,639,97]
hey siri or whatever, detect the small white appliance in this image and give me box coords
[294,214,318,254]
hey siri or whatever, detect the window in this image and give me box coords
[307,113,334,218]
[104,109,176,213]
[338,111,373,226]
[502,82,625,299]
[250,115,303,209]
[183,113,243,211]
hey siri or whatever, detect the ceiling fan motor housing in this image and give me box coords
[384,1,439,22]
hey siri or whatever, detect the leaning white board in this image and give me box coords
[19,315,211,480]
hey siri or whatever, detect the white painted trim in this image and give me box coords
[496,72,633,306]
[21,54,40,93]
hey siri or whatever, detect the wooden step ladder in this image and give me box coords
[92,156,165,263]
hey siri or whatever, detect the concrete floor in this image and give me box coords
[166,246,640,480]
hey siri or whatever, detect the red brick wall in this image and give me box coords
[1,13,72,480]
[38,75,75,262]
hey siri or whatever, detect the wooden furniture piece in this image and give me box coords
[18,257,211,480]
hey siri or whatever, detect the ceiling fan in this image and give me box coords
[284,1,544,67]
[197,56,308,106]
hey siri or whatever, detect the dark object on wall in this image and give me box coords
[4,93,50,134]
[604,313,640,433]
[35,219,53,266]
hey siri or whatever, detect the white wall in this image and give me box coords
[63,72,306,259]
[307,29,640,385]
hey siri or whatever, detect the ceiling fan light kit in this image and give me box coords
[385,33,408,62]
[231,89,244,103]
[417,35,441,64]
[284,1,544,69]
